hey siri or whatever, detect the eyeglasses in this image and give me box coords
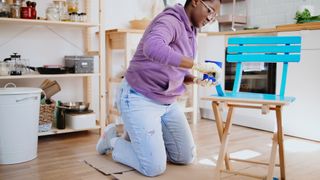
[200,0,217,22]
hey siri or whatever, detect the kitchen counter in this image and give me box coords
[205,22,320,36]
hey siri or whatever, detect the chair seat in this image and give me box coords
[202,91,295,106]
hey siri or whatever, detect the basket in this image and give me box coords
[39,104,55,132]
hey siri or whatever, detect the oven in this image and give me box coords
[224,48,277,94]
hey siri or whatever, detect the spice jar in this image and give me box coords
[79,12,87,22]
[10,0,21,18]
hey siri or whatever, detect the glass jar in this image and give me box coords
[0,62,10,76]
[10,2,20,18]
[0,1,10,17]
[46,5,59,21]
[67,0,78,13]
[53,0,68,21]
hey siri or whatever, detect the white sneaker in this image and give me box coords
[96,123,117,155]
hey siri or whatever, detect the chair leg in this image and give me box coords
[214,105,234,179]
[267,133,278,180]
[276,106,286,180]
[212,102,233,170]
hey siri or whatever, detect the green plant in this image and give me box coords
[295,8,311,23]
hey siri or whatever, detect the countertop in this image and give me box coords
[104,22,320,36]
[205,22,320,36]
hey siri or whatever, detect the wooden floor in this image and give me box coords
[1,119,320,180]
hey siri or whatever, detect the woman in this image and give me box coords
[97,0,221,177]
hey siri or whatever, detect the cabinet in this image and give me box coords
[218,0,247,31]
[105,29,198,124]
[0,0,106,136]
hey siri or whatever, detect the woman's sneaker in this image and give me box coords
[96,123,117,154]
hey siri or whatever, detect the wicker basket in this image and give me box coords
[39,104,55,132]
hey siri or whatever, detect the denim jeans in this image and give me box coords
[112,79,196,177]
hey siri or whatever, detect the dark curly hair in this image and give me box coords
[185,0,221,6]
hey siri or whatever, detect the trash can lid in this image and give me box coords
[0,88,42,95]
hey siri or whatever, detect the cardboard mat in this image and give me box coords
[83,154,222,180]
[84,155,134,176]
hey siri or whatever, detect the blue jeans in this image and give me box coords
[113,79,196,177]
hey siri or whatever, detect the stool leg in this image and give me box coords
[214,106,234,179]
[212,102,233,170]
[267,133,278,180]
[276,106,286,180]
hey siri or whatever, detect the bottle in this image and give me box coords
[67,0,78,13]
[10,0,21,18]
[20,1,31,19]
[30,1,36,19]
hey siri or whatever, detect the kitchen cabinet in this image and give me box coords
[105,29,198,124]
[0,0,106,136]
[278,30,320,141]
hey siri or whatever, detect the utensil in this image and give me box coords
[27,66,67,74]
[58,102,90,112]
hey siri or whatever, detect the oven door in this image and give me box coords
[224,61,276,94]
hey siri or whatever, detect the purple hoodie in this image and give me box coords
[125,4,197,104]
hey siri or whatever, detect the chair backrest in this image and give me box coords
[226,36,301,97]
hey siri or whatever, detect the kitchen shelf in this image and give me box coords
[0,0,107,136]
[38,125,100,136]
[0,17,98,27]
[217,15,247,25]
[0,73,100,80]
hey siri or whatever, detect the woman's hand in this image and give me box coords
[193,77,219,87]
[192,62,222,79]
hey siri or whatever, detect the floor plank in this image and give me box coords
[1,119,320,180]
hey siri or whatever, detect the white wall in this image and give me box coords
[221,0,320,29]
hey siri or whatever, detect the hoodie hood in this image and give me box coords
[161,4,194,33]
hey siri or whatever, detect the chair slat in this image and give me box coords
[228,46,301,53]
[228,36,301,45]
[227,54,300,63]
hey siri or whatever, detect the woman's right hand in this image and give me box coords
[193,77,219,87]
[192,62,222,75]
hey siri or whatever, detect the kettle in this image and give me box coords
[3,53,22,76]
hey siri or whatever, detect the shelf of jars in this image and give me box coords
[0,17,98,27]
[0,73,100,80]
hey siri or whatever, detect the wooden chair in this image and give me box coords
[201,36,301,180]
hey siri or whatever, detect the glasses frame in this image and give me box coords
[200,0,217,22]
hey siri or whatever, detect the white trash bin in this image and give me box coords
[0,85,42,164]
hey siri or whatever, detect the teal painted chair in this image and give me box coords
[202,36,301,180]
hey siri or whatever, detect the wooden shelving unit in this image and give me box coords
[0,73,100,80]
[38,125,101,136]
[0,0,106,136]
[0,17,98,27]
[105,29,198,124]
[217,15,247,25]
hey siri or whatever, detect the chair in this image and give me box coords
[201,36,301,180]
